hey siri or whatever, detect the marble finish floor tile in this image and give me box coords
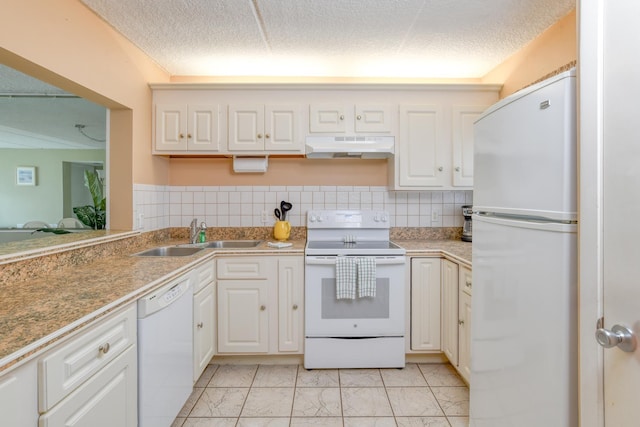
[253,364,298,387]
[189,387,249,417]
[395,417,452,426]
[292,387,342,417]
[297,367,340,387]
[209,364,258,387]
[241,387,295,417]
[418,363,465,387]
[381,363,428,387]
[176,363,470,426]
[430,386,469,416]
[386,387,444,417]
[343,417,398,427]
[237,418,291,427]
[340,368,384,387]
[341,387,393,417]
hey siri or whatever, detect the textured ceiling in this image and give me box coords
[80,0,575,78]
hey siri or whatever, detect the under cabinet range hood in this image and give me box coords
[305,136,395,159]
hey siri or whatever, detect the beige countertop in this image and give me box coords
[0,237,468,372]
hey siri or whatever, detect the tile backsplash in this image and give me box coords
[133,185,472,231]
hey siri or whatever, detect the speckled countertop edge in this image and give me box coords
[0,237,469,373]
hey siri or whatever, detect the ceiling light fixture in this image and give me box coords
[75,124,105,143]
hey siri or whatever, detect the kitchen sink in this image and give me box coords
[133,246,204,257]
[178,240,263,249]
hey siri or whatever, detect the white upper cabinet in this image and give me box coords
[155,104,220,153]
[228,104,302,152]
[310,104,393,133]
[397,105,446,188]
[452,105,487,187]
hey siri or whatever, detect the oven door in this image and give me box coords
[304,255,405,337]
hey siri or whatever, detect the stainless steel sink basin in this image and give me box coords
[133,246,204,257]
[203,240,263,249]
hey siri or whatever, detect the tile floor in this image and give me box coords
[173,363,469,427]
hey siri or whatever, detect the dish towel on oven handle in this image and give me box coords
[357,257,377,298]
[336,256,357,299]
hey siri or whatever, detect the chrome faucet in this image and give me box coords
[189,218,198,244]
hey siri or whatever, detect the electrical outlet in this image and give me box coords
[261,210,268,223]
[138,213,145,229]
[431,211,439,222]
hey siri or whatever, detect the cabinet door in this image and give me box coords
[277,257,304,353]
[410,258,441,351]
[39,346,137,427]
[441,259,459,365]
[0,361,38,427]
[265,105,301,152]
[452,106,485,187]
[193,283,215,381]
[355,104,392,132]
[228,105,265,151]
[458,290,472,383]
[309,104,346,132]
[398,105,445,188]
[187,105,220,152]
[217,280,269,353]
[155,104,187,151]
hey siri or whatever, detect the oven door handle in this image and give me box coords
[305,256,406,265]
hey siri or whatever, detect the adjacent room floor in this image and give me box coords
[173,362,469,427]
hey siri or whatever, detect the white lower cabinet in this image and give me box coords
[0,360,38,427]
[193,260,216,382]
[216,256,303,354]
[441,259,460,365]
[458,265,472,382]
[410,258,441,351]
[38,303,137,426]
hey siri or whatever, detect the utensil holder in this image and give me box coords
[273,220,291,241]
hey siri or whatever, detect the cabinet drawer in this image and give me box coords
[217,257,268,279]
[193,260,215,293]
[38,304,137,412]
[460,266,473,296]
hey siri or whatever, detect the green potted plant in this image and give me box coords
[73,170,106,229]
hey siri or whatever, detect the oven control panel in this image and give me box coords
[307,210,389,228]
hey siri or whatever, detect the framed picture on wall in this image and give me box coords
[16,166,36,186]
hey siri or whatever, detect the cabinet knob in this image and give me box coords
[179,133,185,139]
[455,166,461,172]
[293,304,298,310]
[265,133,270,139]
[257,133,263,139]
[260,305,266,311]
[98,343,110,354]
[438,166,444,172]
[466,278,472,288]
[339,115,344,121]
[458,320,465,326]
[197,322,204,329]
[356,115,362,120]
[187,133,192,139]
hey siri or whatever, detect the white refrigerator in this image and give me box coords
[470,69,578,427]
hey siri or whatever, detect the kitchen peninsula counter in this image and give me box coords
[0,237,468,373]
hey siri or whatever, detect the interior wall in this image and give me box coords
[0,149,105,227]
[0,0,170,229]
[482,9,577,98]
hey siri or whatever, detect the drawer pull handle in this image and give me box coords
[459,320,465,326]
[293,304,298,310]
[466,279,472,288]
[260,305,266,311]
[99,343,110,354]
[197,322,204,329]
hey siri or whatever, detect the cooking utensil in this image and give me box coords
[274,208,282,220]
[280,201,292,220]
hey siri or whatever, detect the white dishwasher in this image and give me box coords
[138,274,193,427]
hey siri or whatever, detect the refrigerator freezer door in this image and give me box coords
[473,70,576,221]
[470,215,578,427]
